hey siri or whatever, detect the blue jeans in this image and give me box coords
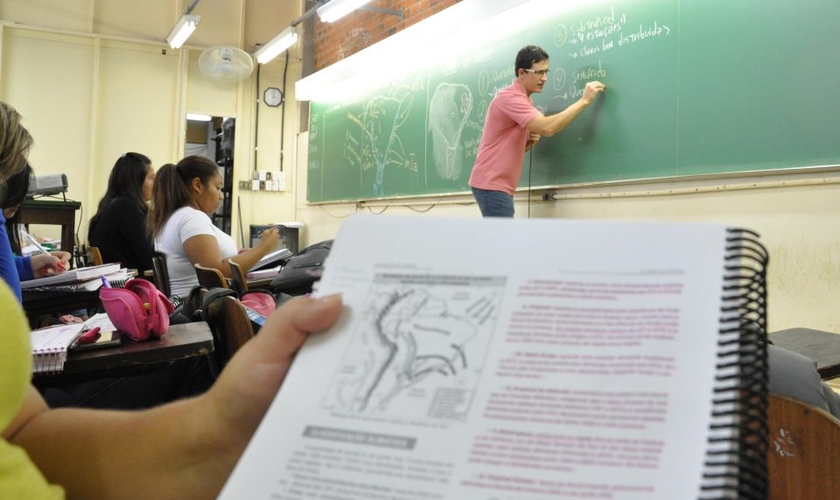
[472,187,514,217]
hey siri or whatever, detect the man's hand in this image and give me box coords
[582,80,606,104]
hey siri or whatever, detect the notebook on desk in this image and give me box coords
[20,263,122,289]
[250,248,293,272]
[30,323,85,374]
[245,265,282,281]
[21,269,131,303]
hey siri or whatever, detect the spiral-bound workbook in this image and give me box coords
[220,216,768,500]
[29,323,86,374]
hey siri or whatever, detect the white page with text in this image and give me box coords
[219,216,733,500]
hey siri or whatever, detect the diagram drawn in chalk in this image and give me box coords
[343,86,416,197]
[428,83,473,181]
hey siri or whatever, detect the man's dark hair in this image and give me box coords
[515,45,549,74]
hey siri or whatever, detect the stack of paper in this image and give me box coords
[20,263,122,290]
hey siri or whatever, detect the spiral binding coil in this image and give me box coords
[698,228,768,499]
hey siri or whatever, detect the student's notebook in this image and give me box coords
[21,269,132,301]
[20,263,122,289]
[245,264,282,281]
[30,323,86,374]
[219,216,769,500]
[30,314,121,373]
[250,248,293,272]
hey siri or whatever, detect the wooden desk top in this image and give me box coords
[769,328,840,380]
[20,198,82,209]
[35,321,214,379]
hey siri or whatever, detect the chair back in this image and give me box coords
[194,263,228,289]
[767,393,840,499]
[86,245,104,266]
[204,295,255,368]
[151,251,171,297]
[228,260,249,294]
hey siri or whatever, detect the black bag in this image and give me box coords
[270,240,333,296]
[168,285,215,324]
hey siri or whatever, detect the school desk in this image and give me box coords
[17,199,81,256]
[32,321,215,386]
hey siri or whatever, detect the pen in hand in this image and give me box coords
[23,230,66,273]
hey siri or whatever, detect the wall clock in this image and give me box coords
[263,87,284,107]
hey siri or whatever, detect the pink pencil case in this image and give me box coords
[100,279,173,341]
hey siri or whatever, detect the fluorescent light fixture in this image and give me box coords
[297,0,602,102]
[166,14,200,49]
[186,113,212,121]
[317,0,374,23]
[254,26,299,64]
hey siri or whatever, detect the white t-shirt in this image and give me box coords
[155,206,238,297]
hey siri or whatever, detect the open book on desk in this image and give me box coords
[219,216,769,500]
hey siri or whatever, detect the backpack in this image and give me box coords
[269,240,333,296]
[169,286,276,328]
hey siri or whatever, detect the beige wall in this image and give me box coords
[0,0,301,247]
[2,1,839,334]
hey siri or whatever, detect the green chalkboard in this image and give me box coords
[307,0,840,202]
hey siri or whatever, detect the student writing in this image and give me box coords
[148,156,280,297]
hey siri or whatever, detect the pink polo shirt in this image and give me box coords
[468,79,540,195]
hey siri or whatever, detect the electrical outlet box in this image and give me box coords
[238,180,251,190]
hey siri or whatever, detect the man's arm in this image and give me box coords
[6,294,343,500]
[526,80,605,137]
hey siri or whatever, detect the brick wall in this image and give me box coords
[313,0,461,71]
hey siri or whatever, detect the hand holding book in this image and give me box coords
[219,216,769,500]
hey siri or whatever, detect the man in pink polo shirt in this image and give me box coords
[468,45,605,217]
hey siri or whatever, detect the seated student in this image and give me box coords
[0,163,70,303]
[0,272,344,499]
[87,152,156,273]
[0,108,329,491]
[148,156,280,298]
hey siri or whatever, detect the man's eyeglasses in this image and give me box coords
[524,68,550,76]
